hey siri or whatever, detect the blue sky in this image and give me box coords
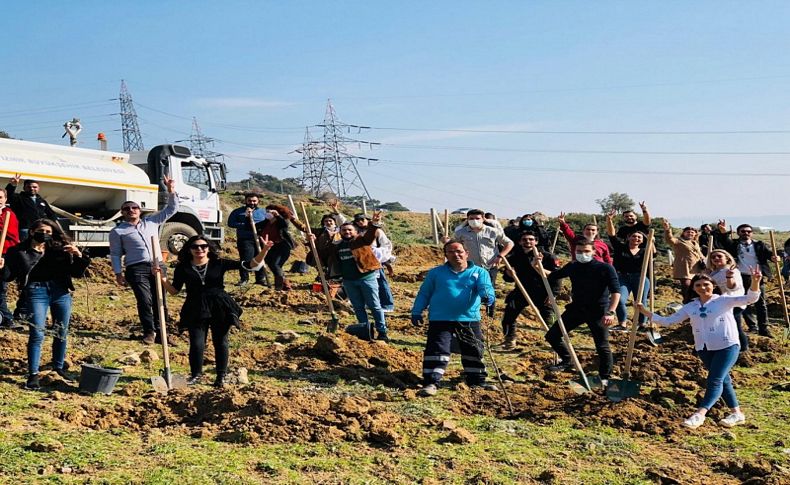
[3,2,790,227]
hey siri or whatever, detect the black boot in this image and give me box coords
[758,324,773,338]
[213,373,227,388]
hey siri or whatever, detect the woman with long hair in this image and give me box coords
[606,228,651,331]
[0,219,90,390]
[636,269,762,429]
[159,234,272,387]
[255,204,309,291]
[705,249,749,351]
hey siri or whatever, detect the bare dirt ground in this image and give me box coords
[1,241,789,484]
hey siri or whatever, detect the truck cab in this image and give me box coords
[129,145,226,253]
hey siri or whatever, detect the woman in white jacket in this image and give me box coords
[636,267,762,430]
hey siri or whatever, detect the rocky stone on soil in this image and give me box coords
[297,319,313,326]
[275,330,300,343]
[441,427,476,444]
[118,353,141,366]
[139,349,159,363]
[27,440,64,453]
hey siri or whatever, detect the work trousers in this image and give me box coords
[188,321,230,378]
[501,288,554,340]
[343,276,386,333]
[422,321,487,385]
[545,303,613,379]
[377,269,395,312]
[125,262,167,335]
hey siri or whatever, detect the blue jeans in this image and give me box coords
[343,276,386,333]
[377,269,395,312]
[25,281,73,376]
[616,272,649,324]
[697,344,740,410]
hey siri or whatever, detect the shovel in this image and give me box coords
[607,229,654,402]
[645,244,663,346]
[501,257,560,364]
[149,236,188,393]
[299,203,341,332]
[768,231,790,339]
[532,248,592,394]
[248,212,271,286]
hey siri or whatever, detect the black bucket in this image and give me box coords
[79,364,123,395]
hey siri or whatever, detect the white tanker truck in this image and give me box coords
[0,138,226,254]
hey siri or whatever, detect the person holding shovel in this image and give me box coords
[412,240,498,396]
[157,234,273,387]
[531,239,620,385]
[227,193,270,286]
[636,268,763,429]
[500,231,559,349]
[605,220,651,332]
[0,219,91,390]
[254,204,309,291]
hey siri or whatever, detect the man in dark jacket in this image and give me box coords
[227,193,270,286]
[500,231,559,349]
[6,174,57,240]
[714,221,776,337]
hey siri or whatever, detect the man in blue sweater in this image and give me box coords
[411,240,498,396]
[227,193,270,286]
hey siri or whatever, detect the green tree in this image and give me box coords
[378,201,409,212]
[595,192,635,213]
[0,130,10,139]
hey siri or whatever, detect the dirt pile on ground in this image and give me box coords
[57,384,407,447]
[393,245,444,267]
[237,333,422,388]
[83,259,117,284]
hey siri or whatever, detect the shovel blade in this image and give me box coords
[587,375,605,390]
[646,328,663,346]
[150,376,169,394]
[568,380,590,394]
[606,379,641,402]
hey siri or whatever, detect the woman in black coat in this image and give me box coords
[159,234,272,387]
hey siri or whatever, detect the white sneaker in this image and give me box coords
[719,412,746,428]
[682,413,706,429]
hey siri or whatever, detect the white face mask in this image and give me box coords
[468,219,484,229]
[575,253,594,263]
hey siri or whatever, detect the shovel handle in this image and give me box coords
[532,247,591,391]
[151,236,172,389]
[769,231,790,330]
[623,229,655,378]
[248,214,261,253]
[299,203,338,327]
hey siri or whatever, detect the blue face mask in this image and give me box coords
[522,219,533,227]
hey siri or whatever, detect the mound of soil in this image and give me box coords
[58,384,407,447]
[394,245,444,267]
[237,333,422,389]
[83,259,116,284]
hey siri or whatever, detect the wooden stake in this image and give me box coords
[769,231,790,332]
[430,208,439,245]
[444,209,450,239]
[299,203,340,332]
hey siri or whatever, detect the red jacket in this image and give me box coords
[0,207,19,254]
[559,221,613,265]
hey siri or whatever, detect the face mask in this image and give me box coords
[32,232,53,243]
[575,253,593,264]
[522,219,533,227]
[468,219,483,229]
[324,224,337,233]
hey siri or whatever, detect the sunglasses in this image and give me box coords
[699,306,708,319]
[190,244,210,250]
[121,206,140,211]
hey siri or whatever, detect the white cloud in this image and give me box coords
[195,97,296,110]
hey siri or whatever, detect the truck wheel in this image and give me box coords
[160,222,198,254]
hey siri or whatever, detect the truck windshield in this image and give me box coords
[181,162,211,191]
